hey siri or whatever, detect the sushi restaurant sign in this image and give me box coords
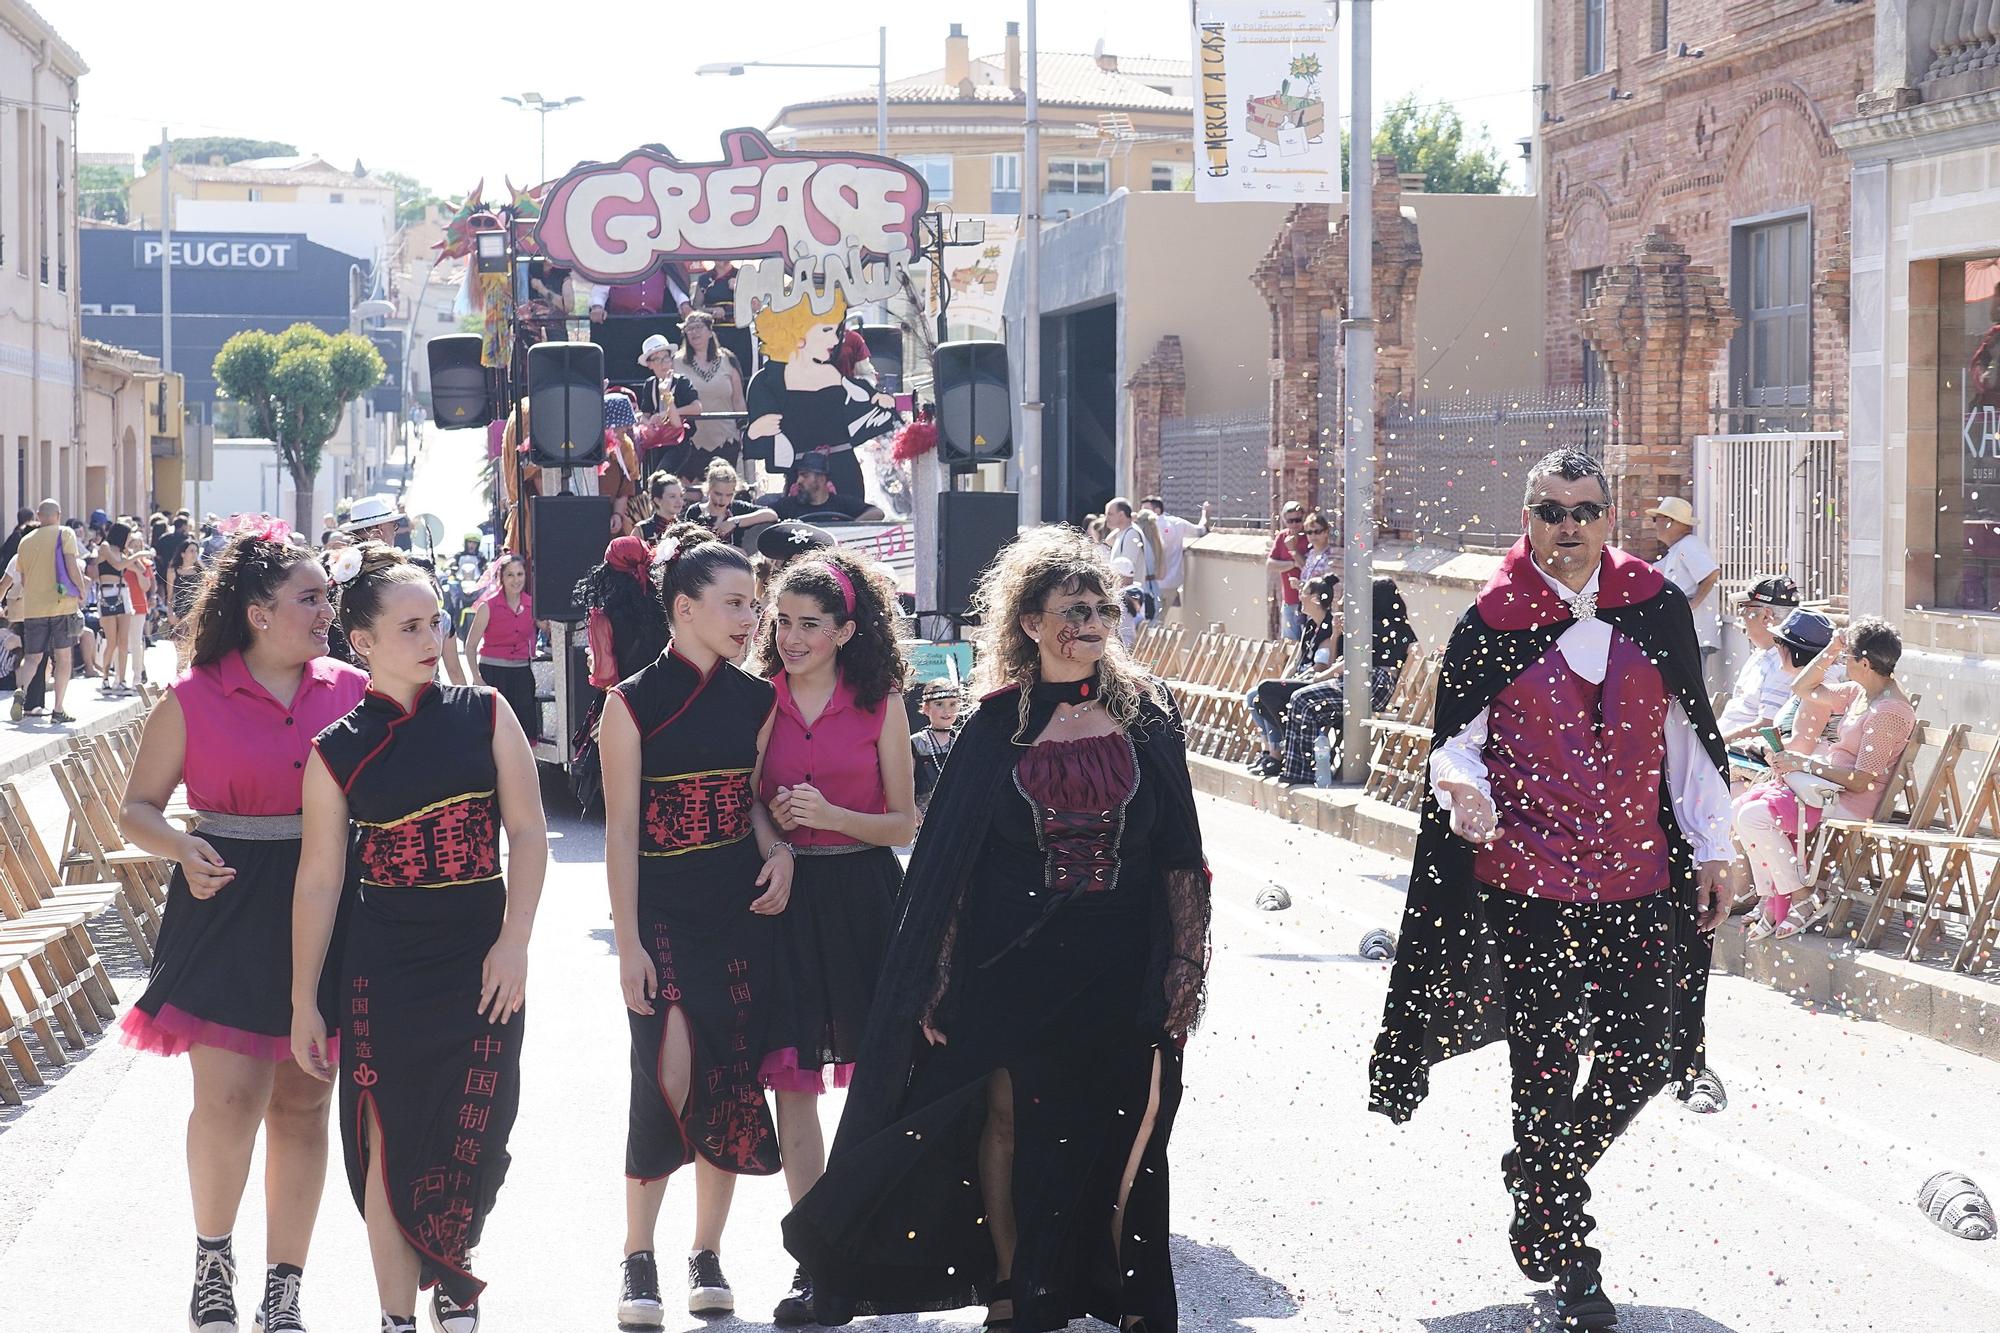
[1191,3,1341,203]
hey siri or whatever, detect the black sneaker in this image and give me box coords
[618,1252,665,1329]
[1554,1257,1618,1330]
[253,1264,306,1333]
[381,1318,417,1333]
[189,1239,238,1333]
[773,1266,814,1325]
[1502,1149,1556,1283]
[428,1286,478,1333]
[687,1249,734,1316]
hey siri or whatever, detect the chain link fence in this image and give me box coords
[1379,389,1610,549]
[1158,410,1273,523]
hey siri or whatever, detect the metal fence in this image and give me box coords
[1379,389,1610,548]
[1693,432,1847,605]
[1157,410,1273,523]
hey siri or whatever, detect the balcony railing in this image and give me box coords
[1923,2,2000,99]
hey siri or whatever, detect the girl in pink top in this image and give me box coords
[752,549,916,1324]
[115,520,368,1333]
[1733,618,1918,940]
[460,553,541,742]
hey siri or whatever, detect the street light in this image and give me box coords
[500,92,584,185]
[695,27,889,158]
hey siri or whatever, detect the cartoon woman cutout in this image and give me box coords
[744,290,897,504]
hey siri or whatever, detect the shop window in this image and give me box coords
[1728,215,1811,432]
[990,154,1021,214]
[1582,0,1607,77]
[1936,256,2000,612]
[904,155,954,202]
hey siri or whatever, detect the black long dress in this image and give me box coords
[743,365,896,501]
[784,680,1211,1331]
[614,647,784,1181]
[314,683,522,1309]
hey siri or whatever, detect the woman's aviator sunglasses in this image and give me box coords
[1044,600,1124,626]
[1530,500,1608,526]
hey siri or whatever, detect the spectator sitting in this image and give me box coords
[1647,495,1722,681]
[1141,495,1210,611]
[1730,617,1916,941]
[762,451,883,522]
[680,458,778,551]
[1718,576,1803,750]
[1246,572,1340,776]
[637,471,687,544]
[1266,500,1308,641]
[1274,577,1418,786]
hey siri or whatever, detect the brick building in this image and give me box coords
[1539,0,1871,551]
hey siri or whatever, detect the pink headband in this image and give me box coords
[823,562,855,615]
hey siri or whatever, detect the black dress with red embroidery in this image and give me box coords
[614,647,783,1182]
[314,682,519,1310]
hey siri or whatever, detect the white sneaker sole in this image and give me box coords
[189,1318,238,1333]
[616,1297,665,1328]
[689,1286,735,1315]
[429,1294,479,1333]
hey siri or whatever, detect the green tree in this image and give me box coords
[375,170,445,228]
[77,163,129,223]
[143,137,298,171]
[212,323,384,532]
[1341,95,1512,194]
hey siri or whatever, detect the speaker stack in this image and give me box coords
[527,342,607,468]
[427,335,491,429]
[934,340,1012,465]
[935,490,1018,618]
[529,495,614,622]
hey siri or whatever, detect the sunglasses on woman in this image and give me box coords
[1044,601,1124,626]
[1530,500,1608,525]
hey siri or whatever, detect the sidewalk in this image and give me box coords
[0,641,177,783]
[1189,752,2000,1065]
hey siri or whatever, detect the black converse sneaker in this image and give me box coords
[253,1264,306,1333]
[381,1318,417,1333]
[428,1287,478,1333]
[772,1265,814,1325]
[687,1250,734,1316]
[189,1238,238,1333]
[617,1251,665,1329]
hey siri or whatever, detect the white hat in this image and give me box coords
[1644,496,1697,528]
[639,333,673,364]
[342,493,400,531]
[1109,555,1137,578]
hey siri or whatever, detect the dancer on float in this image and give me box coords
[750,549,916,1324]
[1369,449,1733,1330]
[601,528,793,1326]
[785,525,1211,1332]
[116,517,368,1333]
[290,542,547,1333]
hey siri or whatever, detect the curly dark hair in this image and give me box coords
[754,548,907,708]
[187,534,321,667]
[577,546,670,682]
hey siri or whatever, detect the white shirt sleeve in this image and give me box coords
[588,283,610,308]
[1665,699,1735,863]
[1427,708,1491,810]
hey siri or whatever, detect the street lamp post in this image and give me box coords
[695,26,890,158]
[500,92,584,184]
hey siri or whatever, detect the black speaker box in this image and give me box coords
[936,490,1018,617]
[858,323,904,393]
[529,494,613,621]
[935,340,1011,463]
[427,335,490,429]
[528,341,607,467]
[590,313,680,389]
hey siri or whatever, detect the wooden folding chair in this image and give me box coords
[0,781,151,967]
[0,859,115,1030]
[1805,721,1949,902]
[50,757,168,944]
[0,949,56,1104]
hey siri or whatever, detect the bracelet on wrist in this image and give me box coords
[765,842,793,860]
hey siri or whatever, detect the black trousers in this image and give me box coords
[1479,886,1675,1268]
[479,662,540,743]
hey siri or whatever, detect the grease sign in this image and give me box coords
[534,128,929,285]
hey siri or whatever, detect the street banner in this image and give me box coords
[1191,2,1341,203]
[938,216,1019,341]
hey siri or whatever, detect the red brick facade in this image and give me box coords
[1542,0,1869,550]
[1125,336,1186,505]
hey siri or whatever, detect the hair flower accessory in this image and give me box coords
[327,546,365,587]
[220,513,292,544]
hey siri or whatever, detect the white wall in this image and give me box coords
[207,439,338,524]
[177,199,392,262]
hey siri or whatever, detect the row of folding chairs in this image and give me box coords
[1362,653,1444,812]
[1155,628,1296,764]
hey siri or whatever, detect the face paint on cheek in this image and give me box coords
[1056,622,1083,658]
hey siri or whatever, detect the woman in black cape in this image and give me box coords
[784,526,1212,1332]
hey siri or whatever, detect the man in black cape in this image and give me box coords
[1368,450,1734,1329]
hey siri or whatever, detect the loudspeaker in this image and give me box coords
[935,340,1011,463]
[858,324,904,393]
[528,341,606,467]
[590,313,680,390]
[936,490,1018,617]
[427,335,491,429]
[529,494,614,621]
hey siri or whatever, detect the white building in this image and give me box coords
[129,154,397,264]
[0,0,86,518]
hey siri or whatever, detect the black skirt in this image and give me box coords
[122,833,338,1061]
[339,881,519,1308]
[761,845,901,1093]
[626,840,783,1182]
[478,662,539,743]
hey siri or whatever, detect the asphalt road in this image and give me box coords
[3,778,1996,1331]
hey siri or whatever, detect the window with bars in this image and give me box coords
[1583,0,1607,76]
[1652,0,1671,51]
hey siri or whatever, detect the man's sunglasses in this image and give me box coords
[1044,601,1124,625]
[1283,514,1305,525]
[1530,500,1608,525]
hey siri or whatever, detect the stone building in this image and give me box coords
[1539,0,1872,552]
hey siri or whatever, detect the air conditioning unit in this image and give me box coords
[80,303,102,315]
[109,303,136,316]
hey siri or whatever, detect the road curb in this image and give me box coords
[1189,751,2000,1064]
[0,696,150,784]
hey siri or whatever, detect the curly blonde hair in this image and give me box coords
[970,525,1167,740]
[753,290,849,362]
